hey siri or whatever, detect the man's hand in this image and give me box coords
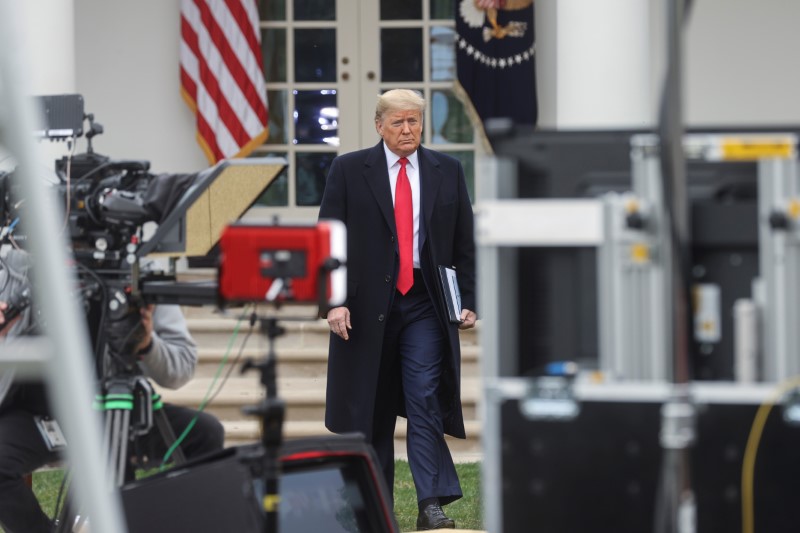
[458,309,477,330]
[327,306,352,340]
[0,301,21,337]
[135,304,155,353]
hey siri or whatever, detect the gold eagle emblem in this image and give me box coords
[459,0,534,42]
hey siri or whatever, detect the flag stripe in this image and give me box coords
[201,0,267,127]
[181,4,240,158]
[180,0,268,164]
[183,0,254,148]
[222,0,268,122]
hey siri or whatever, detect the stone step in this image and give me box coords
[192,345,482,379]
[186,318,331,351]
[155,376,482,424]
[221,419,483,459]
[176,304,485,461]
[184,314,481,350]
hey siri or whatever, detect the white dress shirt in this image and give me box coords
[383,143,421,268]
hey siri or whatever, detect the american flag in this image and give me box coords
[180,0,268,164]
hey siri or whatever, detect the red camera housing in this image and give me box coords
[218,220,346,308]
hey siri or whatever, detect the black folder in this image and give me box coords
[437,265,463,323]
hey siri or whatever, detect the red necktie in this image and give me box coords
[394,157,413,294]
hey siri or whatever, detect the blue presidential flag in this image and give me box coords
[455,0,537,131]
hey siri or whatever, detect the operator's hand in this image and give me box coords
[327,306,351,340]
[0,301,21,336]
[135,304,155,353]
[458,309,477,330]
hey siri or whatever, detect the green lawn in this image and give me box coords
[394,460,483,531]
[24,461,484,532]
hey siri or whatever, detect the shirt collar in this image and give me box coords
[383,142,419,170]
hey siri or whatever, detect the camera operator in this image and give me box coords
[0,252,225,532]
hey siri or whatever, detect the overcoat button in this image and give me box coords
[378,314,385,322]
[384,275,391,283]
[391,235,395,242]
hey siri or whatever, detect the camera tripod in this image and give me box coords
[54,369,189,533]
[92,287,189,485]
[54,303,189,532]
[96,370,186,487]
[240,315,286,533]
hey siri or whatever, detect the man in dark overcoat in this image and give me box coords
[318,89,476,530]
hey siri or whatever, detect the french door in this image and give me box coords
[250,0,479,219]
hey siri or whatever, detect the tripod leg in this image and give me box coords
[104,410,119,488]
[115,410,130,486]
[105,409,132,487]
[107,410,122,487]
[153,407,187,465]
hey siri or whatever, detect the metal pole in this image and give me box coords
[655,0,696,531]
[0,1,126,531]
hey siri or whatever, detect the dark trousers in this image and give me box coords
[0,384,224,533]
[372,271,462,505]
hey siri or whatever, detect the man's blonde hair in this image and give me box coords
[374,89,425,123]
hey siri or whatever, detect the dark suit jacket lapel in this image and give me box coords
[418,145,442,252]
[362,141,395,233]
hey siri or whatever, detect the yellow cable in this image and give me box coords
[741,376,800,533]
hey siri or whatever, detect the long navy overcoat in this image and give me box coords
[318,141,476,440]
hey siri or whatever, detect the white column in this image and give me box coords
[19,0,76,94]
[536,0,656,129]
[17,0,76,165]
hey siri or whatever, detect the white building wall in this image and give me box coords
[10,0,77,166]
[538,0,800,129]
[65,1,800,174]
[74,0,208,173]
[684,0,800,126]
[536,0,654,129]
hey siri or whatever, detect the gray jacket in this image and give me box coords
[0,248,197,402]
[137,304,197,389]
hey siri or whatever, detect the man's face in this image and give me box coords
[376,109,423,158]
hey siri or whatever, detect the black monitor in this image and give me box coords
[487,126,797,380]
[121,435,397,533]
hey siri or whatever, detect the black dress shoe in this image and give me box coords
[416,503,455,530]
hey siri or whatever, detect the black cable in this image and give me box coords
[72,263,109,375]
[53,468,72,532]
[68,160,116,184]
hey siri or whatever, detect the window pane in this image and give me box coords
[430,0,454,20]
[380,0,422,20]
[442,150,475,203]
[266,90,288,144]
[258,0,286,20]
[294,0,335,20]
[294,90,339,146]
[430,26,455,81]
[296,152,335,206]
[253,152,289,206]
[294,29,337,82]
[381,28,423,82]
[262,28,286,83]
[430,90,473,143]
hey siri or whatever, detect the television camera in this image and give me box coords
[0,94,289,366]
[0,94,363,532]
[0,94,286,487]
[0,95,193,368]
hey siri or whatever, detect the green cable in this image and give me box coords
[159,306,251,468]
